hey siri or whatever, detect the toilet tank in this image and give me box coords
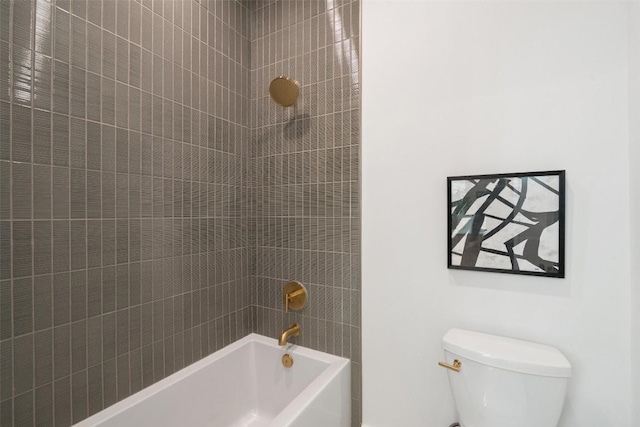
[442,329,571,427]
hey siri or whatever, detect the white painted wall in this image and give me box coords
[361,1,634,426]
[629,2,640,426]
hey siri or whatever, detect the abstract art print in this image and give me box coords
[448,170,565,278]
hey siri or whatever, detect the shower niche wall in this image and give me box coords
[250,0,361,424]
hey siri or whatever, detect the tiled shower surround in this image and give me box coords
[0,0,360,426]
[0,0,254,424]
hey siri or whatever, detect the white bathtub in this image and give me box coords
[74,333,351,427]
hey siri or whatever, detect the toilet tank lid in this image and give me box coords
[442,329,572,378]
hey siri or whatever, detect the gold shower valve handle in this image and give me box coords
[438,359,462,373]
[283,281,307,313]
[285,289,305,312]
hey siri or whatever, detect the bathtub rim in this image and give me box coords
[73,333,350,427]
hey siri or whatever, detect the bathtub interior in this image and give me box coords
[73,334,348,427]
[81,341,261,427]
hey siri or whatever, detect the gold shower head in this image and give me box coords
[269,76,299,107]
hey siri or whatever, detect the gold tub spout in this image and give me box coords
[279,323,301,346]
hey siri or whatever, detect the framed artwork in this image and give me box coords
[448,170,565,278]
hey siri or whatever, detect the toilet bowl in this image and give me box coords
[440,328,571,427]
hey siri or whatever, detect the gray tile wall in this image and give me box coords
[0,0,254,425]
[249,1,361,425]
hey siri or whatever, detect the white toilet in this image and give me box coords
[440,328,572,427]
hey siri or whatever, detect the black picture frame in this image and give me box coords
[447,170,565,278]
